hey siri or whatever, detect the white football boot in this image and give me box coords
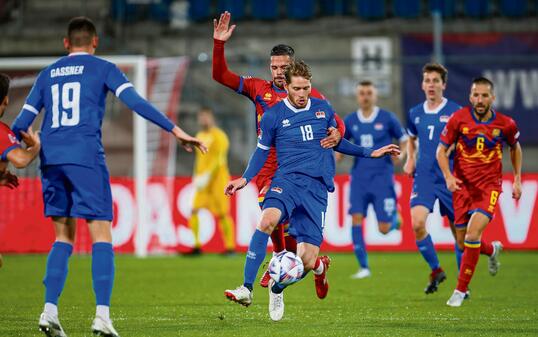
[38,312,67,337]
[489,241,503,276]
[224,285,253,307]
[91,316,120,337]
[350,269,371,279]
[446,290,466,307]
[268,280,284,321]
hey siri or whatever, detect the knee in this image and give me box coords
[258,217,277,234]
[351,214,363,225]
[464,229,481,242]
[378,222,391,235]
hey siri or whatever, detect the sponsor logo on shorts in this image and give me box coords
[271,186,283,194]
[315,110,326,119]
[374,123,384,130]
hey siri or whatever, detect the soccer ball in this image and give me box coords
[268,251,304,285]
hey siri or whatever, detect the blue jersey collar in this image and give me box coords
[357,106,379,123]
[470,107,496,124]
[272,82,287,93]
[423,97,447,114]
[284,98,311,112]
[68,52,90,56]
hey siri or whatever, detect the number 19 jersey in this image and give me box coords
[21,52,132,167]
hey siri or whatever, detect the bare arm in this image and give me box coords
[6,127,40,169]
[510,142,522,200]
[403,136,417,176]
[436,143,461,192]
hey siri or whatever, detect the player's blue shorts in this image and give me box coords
[348,172,396,222]
[41,163,113,221]
[262,173,328,247]
[410,173,454,221]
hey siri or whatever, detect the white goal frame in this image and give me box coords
[0,55,150,257]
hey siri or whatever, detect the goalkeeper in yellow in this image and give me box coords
[189,108,236,255]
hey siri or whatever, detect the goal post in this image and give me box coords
[0,55,150,256]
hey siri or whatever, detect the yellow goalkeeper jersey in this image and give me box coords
[193,126,230,185]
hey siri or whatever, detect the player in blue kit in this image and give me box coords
[403,63,461,294]
[11,17,205,337]
[223,61,399,321]
[337,80,408,279]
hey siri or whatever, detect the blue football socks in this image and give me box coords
[416,234,440,271]
[352,225,369,269]
[92,242,115,306]
[243,229,269,291]
[43,241,73,305]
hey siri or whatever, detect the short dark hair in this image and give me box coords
[358,80,374,87]
[270,44,295,58]
[67,16,97,47]
[423,63,448,84]
[472,76,494,92]
[284,60,311,84]
[0,73,10,103]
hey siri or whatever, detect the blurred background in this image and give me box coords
[1,0,537,176]
[0,0,537,254]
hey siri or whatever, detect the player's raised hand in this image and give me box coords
[320,127,341,149]
[224,177,247,196]
[172,126,207,153]
[512,180,522,200]
[0,170,19,189]
[371,144,400,158]
[20,126,40,149]
[445,174,462,192]
[213,11,236,42]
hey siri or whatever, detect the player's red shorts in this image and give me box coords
[453,184,501,228]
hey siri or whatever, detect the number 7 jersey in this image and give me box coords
[18,52,133,167]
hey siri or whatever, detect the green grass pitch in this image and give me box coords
[1,252,537,336]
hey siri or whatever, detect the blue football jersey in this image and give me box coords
[21,52,132,166]
[344,107,406,177]
[407,98,461,183]
[258,97,337,192]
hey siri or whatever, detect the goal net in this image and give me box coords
[0,55,189,257]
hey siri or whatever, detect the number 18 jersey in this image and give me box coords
[21,52,132,167]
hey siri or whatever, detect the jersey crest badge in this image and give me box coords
[315,111,325,119]
[271,186,283,194]
[282,119,290,127]
[374,123,383,130]
[492,128,500,137]
[8,134,19,144]
[462,127,469,135]
[439,115,450,123]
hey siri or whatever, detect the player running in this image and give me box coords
[404,63,462,294]
[337,80,407,279]
[438,77,521,307]
[223,60,399,321]
[212,11,344,293]
[12,17,205,337]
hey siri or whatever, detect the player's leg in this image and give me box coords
[447,211,491,307]
[40,216,76,337]
[373,181,398,235]
[224,204,283,306]
[212,191,236,255]
[39,165,74,337]
[349,177,370,278]
[187,207,202,255]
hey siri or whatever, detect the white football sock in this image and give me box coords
[96,305,110,321]
[44,303,58,317]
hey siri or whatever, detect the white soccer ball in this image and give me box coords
[268,251,304,285]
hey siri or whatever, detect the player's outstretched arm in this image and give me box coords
[6,127,40,169]
[212,12,241,90]
[172,126,207,153]
[403,136,417,177]
[0,170,19,189]
[510,142,522,200]
[370,144,401,158]
[436,143,461,192]
[224,146,269,196]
